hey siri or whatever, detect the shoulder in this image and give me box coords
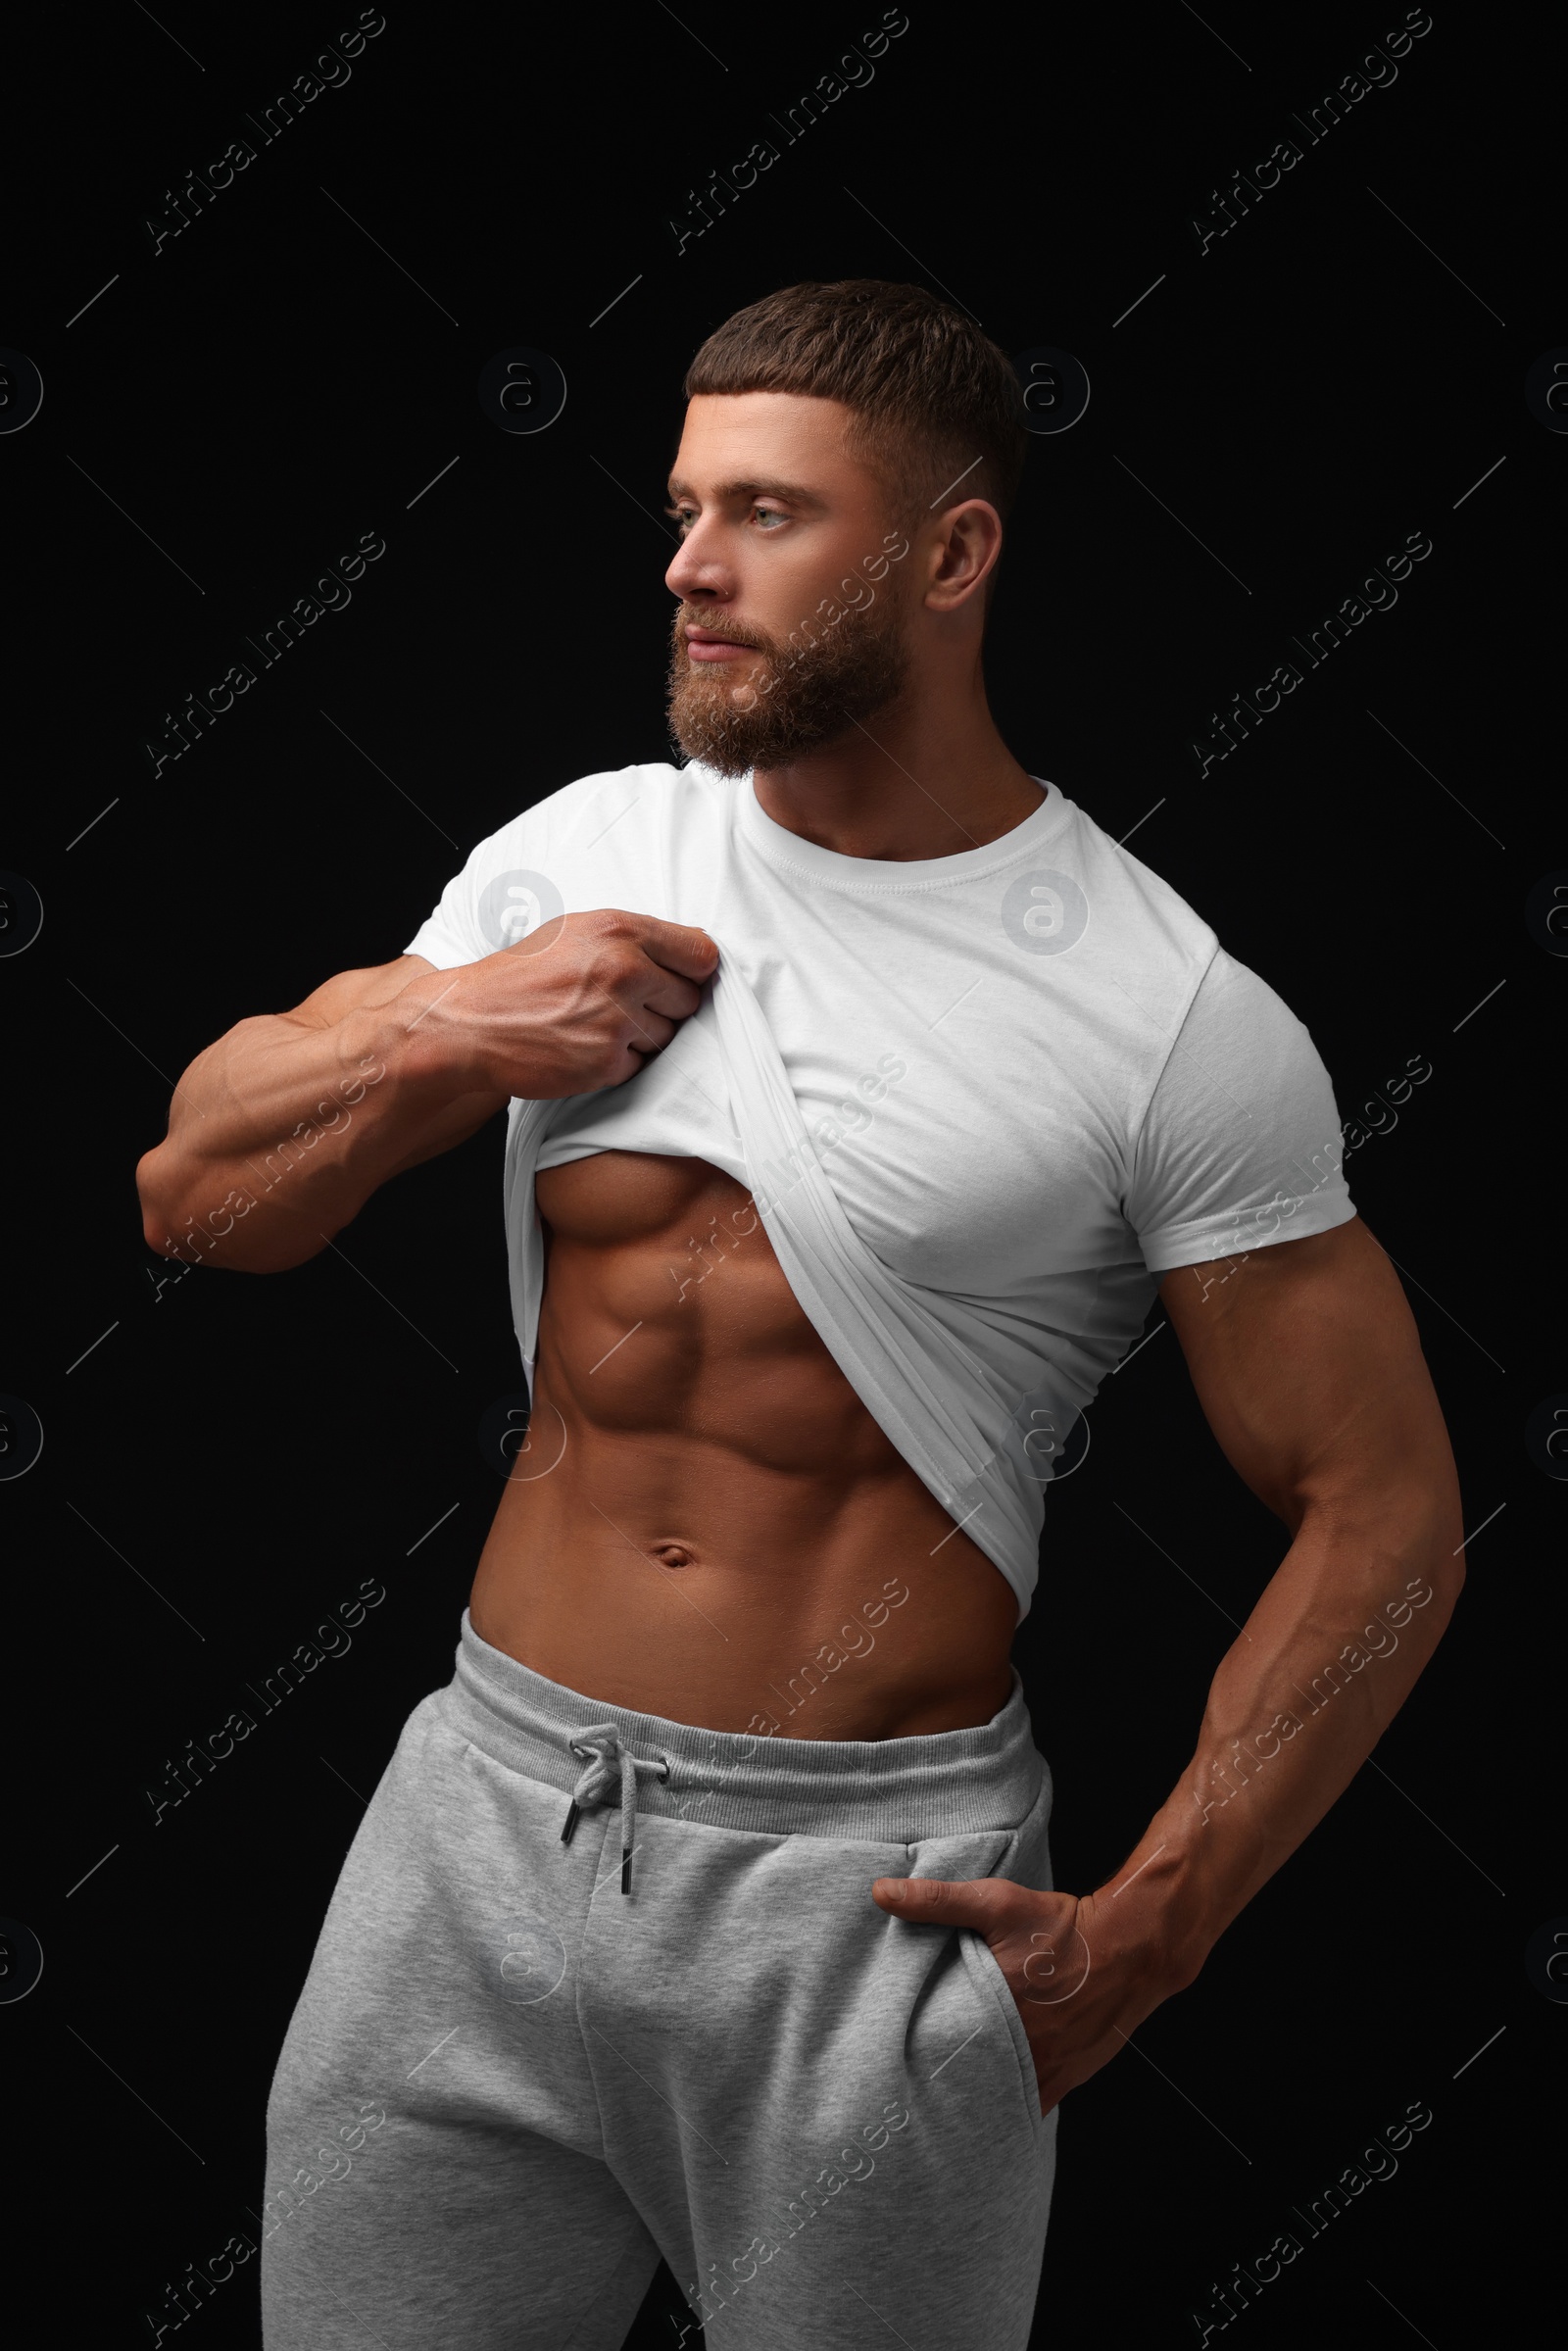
[484,759,741,873]
[480,759,697,856]
[1045,794,1329,1099]
[1045,795,1222,1048]
[1061,798,1220,969]
[429,761,731,943]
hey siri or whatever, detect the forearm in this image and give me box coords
[136,986,504,1273]
[884,1234,1477,2115]
[134,909,719,1272]
[1099,1487,1464,1986]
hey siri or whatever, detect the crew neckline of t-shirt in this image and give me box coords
[732,767,1073,893]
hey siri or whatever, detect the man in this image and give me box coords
[137,280,1464,2351]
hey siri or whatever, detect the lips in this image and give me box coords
[685,629,760,662]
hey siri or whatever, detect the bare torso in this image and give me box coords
[468,1150,1018,1738]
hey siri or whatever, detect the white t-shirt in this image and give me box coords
[406,762,1355,1619]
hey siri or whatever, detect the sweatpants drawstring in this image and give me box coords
[560,1725,671,1892]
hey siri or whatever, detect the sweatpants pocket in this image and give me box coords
[960,1928,1046,2140]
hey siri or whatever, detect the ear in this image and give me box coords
[922,498,1004,613]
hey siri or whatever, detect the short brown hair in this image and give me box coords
[684,279,1028,526]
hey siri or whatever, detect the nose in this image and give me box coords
[664,514,732,608]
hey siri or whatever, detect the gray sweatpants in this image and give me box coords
[262,1612,1057,2349]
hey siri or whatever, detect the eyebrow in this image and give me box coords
[665,473,828,509]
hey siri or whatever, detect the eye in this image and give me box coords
[752,506,788,530]
[664,504,697,534]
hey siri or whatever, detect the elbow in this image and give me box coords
[137,1144,209,1261]
[1394,1488,1466,1631]
[135,1148,272,1272]
[1296,1476,1465,1619]
[1420,1467,1466,1614]
[1432,1517,1465,1612]
[136,1147,179,1254]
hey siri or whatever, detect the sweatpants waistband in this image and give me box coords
[444,1609,1047,1845]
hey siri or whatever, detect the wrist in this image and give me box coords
[1090,1827,1227,1995]
[354,973,480,1100]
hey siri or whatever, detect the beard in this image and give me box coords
[666,593,909,775]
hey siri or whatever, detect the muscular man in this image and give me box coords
[138,281,1463,2351]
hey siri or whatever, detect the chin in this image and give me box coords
[667,672,766,774]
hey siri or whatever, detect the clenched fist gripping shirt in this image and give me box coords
[406,764,1356,1620]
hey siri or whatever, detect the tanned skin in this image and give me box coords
[137,392,1464,2113]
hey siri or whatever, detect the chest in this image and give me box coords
[541,941,1144,1292]
[534,1148,749,1248]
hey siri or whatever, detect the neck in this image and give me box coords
[751,661,1042,861]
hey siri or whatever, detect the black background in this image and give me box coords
[2,1,1555,2343]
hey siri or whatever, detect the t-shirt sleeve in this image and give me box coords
[1126,949,1355,1271]
[402,804,558,969]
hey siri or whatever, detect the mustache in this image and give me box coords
[672,608,772,656]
